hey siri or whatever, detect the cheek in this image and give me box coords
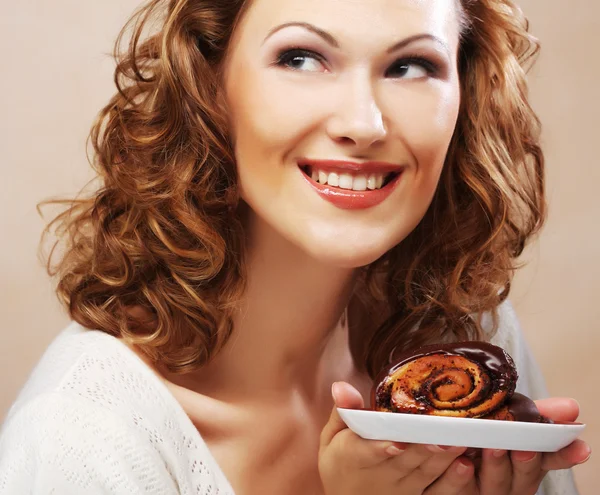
[227,60,327,155]
[226,66,326,197]
[228,90,282,199]
[390,83,460,187]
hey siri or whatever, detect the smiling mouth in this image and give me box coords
[299,165,400,192]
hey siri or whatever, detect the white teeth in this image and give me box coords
[367,175,377,190]
[338,173,353,190]
[308,167,388,190]
[352,176,367,191]
[327,172,339,187]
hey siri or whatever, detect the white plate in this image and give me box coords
[338,408,585,452]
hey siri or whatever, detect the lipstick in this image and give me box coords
[298,158,404,210]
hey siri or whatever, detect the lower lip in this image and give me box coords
[300,169,403,210]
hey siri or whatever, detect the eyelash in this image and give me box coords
[387,57,440,77]
[274,48,325,70]
[274,48,441,77]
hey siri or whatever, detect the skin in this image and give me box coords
[224,0,459,268]
[149,0,592,493]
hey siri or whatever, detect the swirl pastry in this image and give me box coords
[371,342,546,422]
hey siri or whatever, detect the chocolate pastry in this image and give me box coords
[371,341,549,423]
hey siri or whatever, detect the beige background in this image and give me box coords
[1,0,598,492]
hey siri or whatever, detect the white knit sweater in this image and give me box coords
[0,301,578,494]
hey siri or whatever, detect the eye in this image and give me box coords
[386,58,439,79]
[275,49,327,73]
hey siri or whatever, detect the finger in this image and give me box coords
[320,382,364,447]
[328,428,408,469]
[423,457,475,495]
[534,398,579,422]
[387,443,437,478]
[401,445,468,489]
[511,450,545,495]
[541,440,592,471]
[461,475,480,495]
[479,449,512,493]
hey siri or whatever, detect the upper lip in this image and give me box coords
[298,158,404,174]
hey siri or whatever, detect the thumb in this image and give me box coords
[534,398,580,422]
[320,381,365,447]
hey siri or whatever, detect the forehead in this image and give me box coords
[236,0,460,47]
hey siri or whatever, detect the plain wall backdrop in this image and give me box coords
[1,1,598,492]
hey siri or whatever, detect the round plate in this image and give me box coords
[337,408,585,452]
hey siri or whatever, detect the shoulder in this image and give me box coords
[485,299,523,352]
[7,322,129,412]
[6,321,174,422]
[3,321,179,444]
[0,323,178,493]
[0,391,178,494]
[1,321,236,495]
[482,300,548,399]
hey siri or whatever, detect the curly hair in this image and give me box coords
[40,0,545,378]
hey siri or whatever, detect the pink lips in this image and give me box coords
[298,159,404,210]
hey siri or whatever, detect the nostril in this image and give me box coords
[338,136,355,145]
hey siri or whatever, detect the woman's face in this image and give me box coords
[223,0,461,267]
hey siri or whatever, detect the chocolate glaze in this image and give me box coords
[504,392,546,423]
[371,341,519,413]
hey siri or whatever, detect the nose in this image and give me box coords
[326,74,388,150]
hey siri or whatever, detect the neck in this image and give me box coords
[197,210,358,401]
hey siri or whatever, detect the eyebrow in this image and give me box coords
[264,22,339,47]
[263,22,450,56]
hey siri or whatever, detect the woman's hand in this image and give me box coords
[319,386,591,495]
[318,382,476,495]
[462,397,592,495]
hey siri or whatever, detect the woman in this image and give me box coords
[0,0,590,493]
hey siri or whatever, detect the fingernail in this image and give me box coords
[386,445,404,456]
[493,449,507,458]
[517,452,537,463]
[577,446,592,464]
[427,444,445,453]
[456,461,470,475]
[331,382,340,401]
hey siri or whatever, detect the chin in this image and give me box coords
[290,214,421,269]
[300,236,394,269]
